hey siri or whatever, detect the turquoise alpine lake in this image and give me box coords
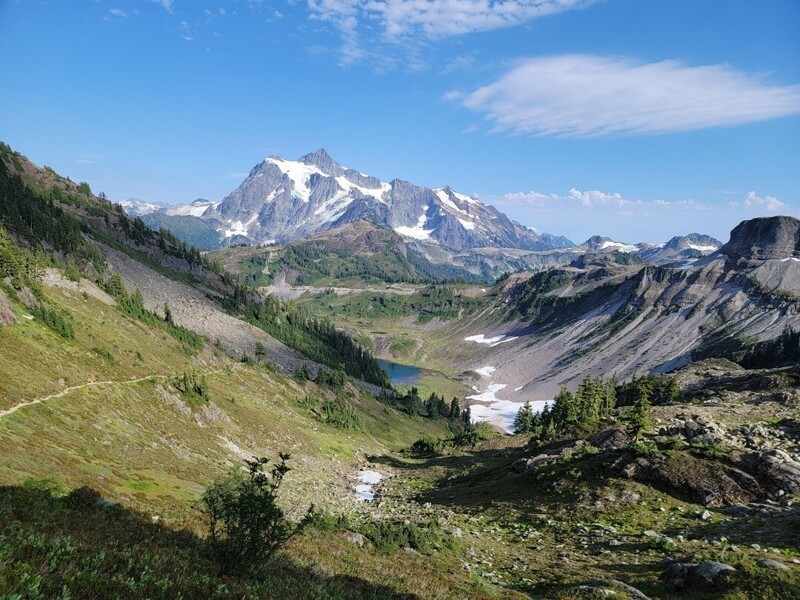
[377,359,424,385]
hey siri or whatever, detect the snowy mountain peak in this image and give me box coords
[118,198,163,217]
[298,148,345,177]
[136,150,573,253]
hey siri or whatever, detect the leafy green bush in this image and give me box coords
[359,519,449,554]
[32,303,75,339]
[200,455,309,575]
[90,346,115,362]
[319,397,362,430]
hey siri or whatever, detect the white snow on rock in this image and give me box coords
[336,176,391,203]
[458,218,476,231]
[355,470,382,501]
[475,366,496,377]
[687,244,719,252]
[600,240,638,252]
[223,220,248,238]
[780,257,800,262]
[267,157,319,203]
[395,210,434,240]
[163,201,220,217]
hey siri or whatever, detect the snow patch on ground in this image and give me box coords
[780,257,800,263]
[355,470,382,501]
[467,383,507,402]
[470,400,551,433]
[687,244,718,252]
[464,334,518,347]
[475,366,496,377]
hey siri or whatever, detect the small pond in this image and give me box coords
[377,359,424,385]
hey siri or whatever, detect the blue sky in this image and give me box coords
[1,0,798,243]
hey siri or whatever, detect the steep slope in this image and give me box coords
[295,217,800,427]
[450,217,800,400]
[0,142,393,388]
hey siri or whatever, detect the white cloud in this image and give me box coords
[364,0,595,39]
[455,55,800,137]
[307,0,594,66]
[487,188,794,243]
[109,8,128,18]
[151,0,175,14]
[743,191,788,212]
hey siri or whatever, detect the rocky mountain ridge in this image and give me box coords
[145,149,574,253]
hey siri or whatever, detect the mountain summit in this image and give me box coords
[193,149,572,252]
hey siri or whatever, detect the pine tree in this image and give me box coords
[628,380,651,440]
[449,397,461,421]
[513,401,534,434]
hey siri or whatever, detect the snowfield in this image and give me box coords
[355,470,382,501]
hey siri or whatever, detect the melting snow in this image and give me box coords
[470,399,551,433]
[464,334,518,347]
[355,470,382,501]
[467,383,507,402]
[780,257,800,262]
[475,366,496,377]
[687,244,718,252]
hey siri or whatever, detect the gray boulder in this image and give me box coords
[661,561,736,592]
[589,427,631,451]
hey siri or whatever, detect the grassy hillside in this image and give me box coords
[141,212,222,250]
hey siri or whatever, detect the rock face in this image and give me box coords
[179,149,573,252]
[754,449,800,496]
[719,216,800,262]
[0,288,17,325]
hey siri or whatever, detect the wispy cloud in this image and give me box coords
[151,0,175,14]
[109,8,128,19]
[733,191,789,212]
[307,0,594,67]
[179,20,193,41]
[453,55,800,137]
[488,188,792,242]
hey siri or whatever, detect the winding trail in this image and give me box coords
[0,366,236,420]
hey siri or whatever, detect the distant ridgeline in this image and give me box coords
[0,142,389,386]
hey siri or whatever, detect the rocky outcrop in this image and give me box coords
[615,452,761,506]
[661,561,736,592]
[588,427,631,450]
[0,288,17,324]
[753,449,800,496]
[719,216,800,262]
